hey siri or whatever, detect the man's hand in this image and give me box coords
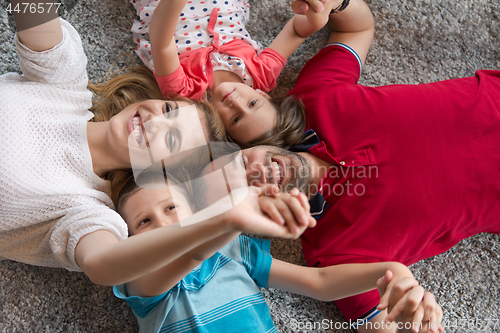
[291,0,342,14]
[377,270,444,333]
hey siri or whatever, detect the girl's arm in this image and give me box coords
[149,0,186,76]
[125,187,315,297]
[268,0,339,60]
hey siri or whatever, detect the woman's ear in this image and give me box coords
[256,89,271,99]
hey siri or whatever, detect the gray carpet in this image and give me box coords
[1,0,499,332]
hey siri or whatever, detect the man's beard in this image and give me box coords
[267,150,311,197]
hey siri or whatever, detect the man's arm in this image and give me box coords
[268,0,338,60]
[326,0,374,65]
[292,0,375,65]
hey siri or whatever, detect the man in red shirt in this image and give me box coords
[241,0,500,331]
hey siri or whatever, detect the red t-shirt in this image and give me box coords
[288,44,500,321]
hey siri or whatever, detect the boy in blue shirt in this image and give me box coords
[111,166,443,333]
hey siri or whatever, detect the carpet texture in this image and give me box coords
[1,0,499,332]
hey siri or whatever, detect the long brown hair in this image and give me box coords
[89,65,163,122]
[89,64,228,189]
[88,65,227,143]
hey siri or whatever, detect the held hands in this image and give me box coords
[377,270,444,333]
[224,185,316,239]
[259,186,316,236]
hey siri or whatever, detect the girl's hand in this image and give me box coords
[377,271,444,333]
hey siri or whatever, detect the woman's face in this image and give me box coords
[120,185,193,236]
[108,100,209,170]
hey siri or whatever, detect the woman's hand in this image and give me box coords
[12,0,62,51]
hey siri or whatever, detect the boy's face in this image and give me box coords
[120,186,193,235]
[212,82,277,144]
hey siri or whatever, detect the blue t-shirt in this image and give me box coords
[114,235,276,333]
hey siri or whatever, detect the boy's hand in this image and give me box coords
[377,271,444,333]
[258,186,316,237]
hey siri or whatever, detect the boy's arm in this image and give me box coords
[269,261,442,333]
[149,0,185,76]
[268,0,339,60]
[292,0,375,65]
[75,186,303,287]
[268,260,411,302]
[373,271,444,333]
[126,187,315,297]
[125,231,241,297]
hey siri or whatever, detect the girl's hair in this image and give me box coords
[238,95,306,149]
[88,64,227,143]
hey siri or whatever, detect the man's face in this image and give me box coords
[241,145,311,196]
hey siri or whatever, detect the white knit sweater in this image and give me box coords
[0,19,128,271]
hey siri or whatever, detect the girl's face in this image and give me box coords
[120,185,193,236]
[108,100,209,170]
[212,82,277,144]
